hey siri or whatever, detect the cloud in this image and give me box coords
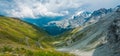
[0,0,65,18]
[0,0,120,18]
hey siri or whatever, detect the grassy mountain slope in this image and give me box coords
[0,16,49,47]
[0,16,73,56]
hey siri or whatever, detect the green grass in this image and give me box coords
[0,16,55,47]
[0,45,74,56]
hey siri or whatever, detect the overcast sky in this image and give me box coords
[0,0,120,18]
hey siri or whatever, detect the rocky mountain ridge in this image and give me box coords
[56,5,120,56]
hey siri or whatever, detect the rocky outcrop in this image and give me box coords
[93,10,120,56]
[107,19,120,43]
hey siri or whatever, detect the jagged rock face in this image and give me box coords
[107,19,120,43]
[93,14,120,56]
[106,19,120,56]
[108,6,120,44]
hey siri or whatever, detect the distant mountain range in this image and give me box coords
[23,7,114,35]
[0,0,118,35]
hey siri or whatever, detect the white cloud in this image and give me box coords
[0,0,120,18]
[0,0,65,18]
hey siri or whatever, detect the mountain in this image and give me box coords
[86,8,113,23]
[44,8,112,35]
[23,11,92,35]
[55,5,120,56]
[0,16,73,56]
[39,11,91,35]
[48,11,91,29]
[93,5,120,56]
[0,0,120,56]
[20,7,113,36]
[0,16,49,45]
[48,8,113,29]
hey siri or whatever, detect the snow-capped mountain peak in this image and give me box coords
[47,11,91,29]
[72,11,91,19]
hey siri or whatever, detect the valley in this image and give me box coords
[0,0,120,56]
